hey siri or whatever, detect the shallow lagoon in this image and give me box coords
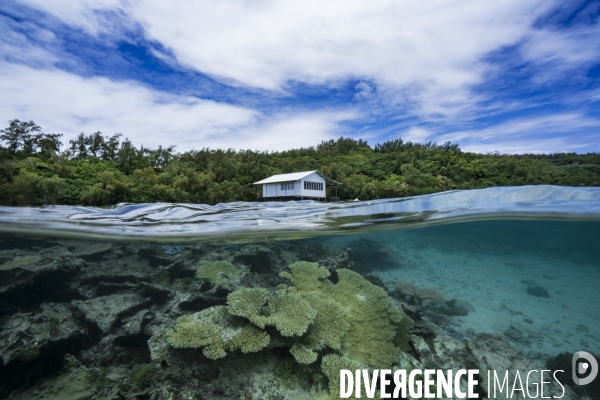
[0,186,599,399]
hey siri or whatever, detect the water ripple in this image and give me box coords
[1,185,599,242]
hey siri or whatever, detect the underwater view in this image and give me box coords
[0,185,599,399]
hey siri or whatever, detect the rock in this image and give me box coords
[72,293,150,335]
[318,248,354,272]
[0,256,84,316]
[468,335,581,399]
[522,279,550,298]
[232,245,273,273]
[70,242,113,260]
[347,238,402,271]
[395,281,444,302]
[527,284,550,298]
[0,303,88,398]
[7,354,96,400]
[547,352,600,400]
[429,298,475,316]
[137,246,177,267]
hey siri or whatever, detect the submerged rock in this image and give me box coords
[7,354,96,400]
[469,335,581,399]
[318,247,354,272]
[72,293,150,335]
[395,281,444,302]
[522,279,551,298]
[346,238,402,271]
[429,298,476,316]
[526,284,550,298]
[232,245,273,273]
[0,303,88,398]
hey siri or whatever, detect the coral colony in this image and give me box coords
[168,261,413,398]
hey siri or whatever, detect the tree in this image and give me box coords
[0,119,42,154]
[36,133,63,154]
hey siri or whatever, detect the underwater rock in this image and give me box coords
[0,256,85,316]
[137,246,177,267]
[70,242,113,260]
[547,352,600,400]
[72,293,150,335]
[429,298,476,317]
[317,247,354,272]
[395,280,444,302]
[468,335,581,399]
[0,303,89,398]
[503,323,543,347]
[6,354,96,400]
[347,238,402,271]
[232,245,273,273]
[527,285,550,298]
[522,279,550,298]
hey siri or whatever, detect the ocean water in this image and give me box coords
[0,185,599,399]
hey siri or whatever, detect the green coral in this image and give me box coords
[280,261,330,291]
[227,288,316,336]
[267,292,316,336]
[319,268,410,367]
[289,344,318,364]
[0,255,42,271]
[168,262,413,398]
[321,354,361,398]
[196,260,242,288]
[166,306,270,360]
[228,324,270,354]
[227,287,270,328]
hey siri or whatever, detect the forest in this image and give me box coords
[1,119,599,206]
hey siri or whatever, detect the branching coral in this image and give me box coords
[227,287,270,328]
[289,344,318,364]
[321,354,361,398]
[196,260,243,289]
[320,268,408,368]
[166,306,270,360]
[168,261,413,398]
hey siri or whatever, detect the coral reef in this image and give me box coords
[0,255,41,270]
[395,280,444,302]
[168,261,413,398]
[1,237,586,400]
[196,260,244,289]
[166,306,270,360]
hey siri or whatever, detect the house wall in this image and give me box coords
[262,182,300,197]
[299,172,326,198]
[260,172,327,199]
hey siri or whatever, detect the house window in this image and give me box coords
[280,182,294,190]
[303,181,323,191]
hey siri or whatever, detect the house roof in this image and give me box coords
[253,170,341,185]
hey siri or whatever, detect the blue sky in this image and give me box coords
[1,0,599,153]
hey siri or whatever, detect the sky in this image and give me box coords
[0,1,599,154]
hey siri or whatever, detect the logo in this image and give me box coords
[572,351,598,386]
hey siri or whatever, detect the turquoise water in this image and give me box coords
[0,185,599,399]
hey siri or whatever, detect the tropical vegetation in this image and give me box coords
[1,119,599,206]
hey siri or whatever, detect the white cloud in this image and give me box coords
[15,0,128,35]
[14,0,562,120]
[437,113,600,153]
[521,24,600,85]
[0,62,355,152]
[400,127,433,143]
[7,0,600,154]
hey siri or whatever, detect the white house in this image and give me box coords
[253,170,340,201]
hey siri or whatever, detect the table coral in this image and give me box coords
[195,260,243,289]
